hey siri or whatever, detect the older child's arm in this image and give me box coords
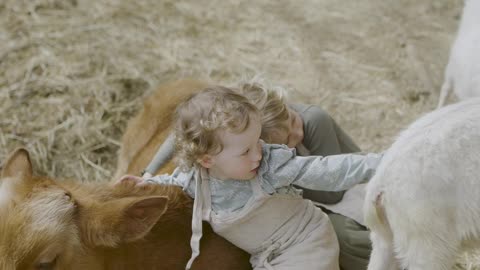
[264,145,383,191]
[142,132,175,178]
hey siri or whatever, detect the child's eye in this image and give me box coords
[242,149,250,155]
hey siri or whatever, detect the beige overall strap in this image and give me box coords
[185,168,211,269]
[200,168,212,219]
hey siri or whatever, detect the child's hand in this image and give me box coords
[114,174,145,186]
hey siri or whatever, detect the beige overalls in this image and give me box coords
[186,169,340,270]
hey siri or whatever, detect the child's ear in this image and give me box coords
[197,154,214,168]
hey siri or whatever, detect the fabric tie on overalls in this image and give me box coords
[185,168,210,270]
[255,241,281,270]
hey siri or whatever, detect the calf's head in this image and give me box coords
[0,148,168,270]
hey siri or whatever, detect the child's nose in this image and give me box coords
[252,142,262,161]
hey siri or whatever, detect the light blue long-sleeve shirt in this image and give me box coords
[147,143,382,214]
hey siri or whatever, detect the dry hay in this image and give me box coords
[0,0,477,268]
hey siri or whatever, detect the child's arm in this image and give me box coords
[264,145,383,191]
[143,167,196,198]
[145,173,180,186]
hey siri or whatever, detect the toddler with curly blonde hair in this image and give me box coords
[139,85,382,270]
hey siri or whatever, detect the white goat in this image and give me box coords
[438,0,480,108]
[364,98,480,270]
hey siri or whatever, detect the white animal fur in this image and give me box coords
[364,98,480,270]
[438,0,480,108]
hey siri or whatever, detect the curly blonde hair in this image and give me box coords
[237,82,290,143]
[174,86,259,170]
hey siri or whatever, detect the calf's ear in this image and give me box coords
[120,196,169,242]
[2,148,33,180]
[82,196,169,246]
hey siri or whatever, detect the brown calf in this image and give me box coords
[0,148,250,270]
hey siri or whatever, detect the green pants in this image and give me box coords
[328,213,371,270]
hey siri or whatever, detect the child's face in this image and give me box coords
[269,108,304,148]
[204,115,263,180]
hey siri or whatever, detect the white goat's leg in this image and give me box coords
[367,231,400,270]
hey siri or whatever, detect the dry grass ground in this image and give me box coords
[0,0,477,268]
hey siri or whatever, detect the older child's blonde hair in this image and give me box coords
[237,82,290,143]
[174,86,259,170]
